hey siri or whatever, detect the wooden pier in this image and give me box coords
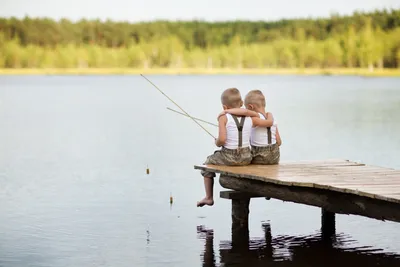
[194,159,400,236]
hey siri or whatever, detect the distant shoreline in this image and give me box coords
[1,68,400,77]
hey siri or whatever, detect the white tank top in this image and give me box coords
[224,114,253,149]
[250,113,277,147]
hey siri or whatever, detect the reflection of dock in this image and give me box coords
[195,159,400,235]
[197,223,400,267]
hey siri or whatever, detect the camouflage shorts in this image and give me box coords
[201,147,252,178]
[251,144,280,165]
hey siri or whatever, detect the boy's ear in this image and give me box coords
[222,105,228,110]
[248,104,254,110]
[239,100,243,107]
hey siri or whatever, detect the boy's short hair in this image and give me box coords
[221,88,243,108]
[245,90,266,108]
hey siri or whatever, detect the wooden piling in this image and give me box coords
[220,191,256,248]
[231,198,250,248]
[231,198,250,231]
[321,208,336,240]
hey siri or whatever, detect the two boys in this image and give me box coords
[197,88,281,207]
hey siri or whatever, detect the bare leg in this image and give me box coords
[197,176,214,207]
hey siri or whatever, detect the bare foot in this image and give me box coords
[197,197,214,207]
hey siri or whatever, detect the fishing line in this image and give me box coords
[166,107,218,127]
[140,74,216,139]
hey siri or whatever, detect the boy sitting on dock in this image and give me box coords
[197,88,268,207]
[224,90,281,164]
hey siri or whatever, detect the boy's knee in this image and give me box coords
[204,152,222,165]
[201,171,216,178]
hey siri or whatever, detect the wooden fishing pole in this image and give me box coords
[140,74,216,139]
[166,107,218,127]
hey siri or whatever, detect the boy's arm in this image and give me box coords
[219,108,259,119]
[275,126,282,146]
[252,112,274,127]
[215,115,227,147]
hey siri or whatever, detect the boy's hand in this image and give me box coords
[214,138,221,147]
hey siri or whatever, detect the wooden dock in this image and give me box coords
[194,159,400,235]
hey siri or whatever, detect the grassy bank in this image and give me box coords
[0,68,400,76]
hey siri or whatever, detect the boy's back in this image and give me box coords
[251,112,278,147]
[250,111,280,164]
[243,89,281,165]
[224,113,253,149]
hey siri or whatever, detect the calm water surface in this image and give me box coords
[0,75,399,267]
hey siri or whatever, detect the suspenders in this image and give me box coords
[261,113,272,145]
[231,115,246,148]
[229,113,272,148]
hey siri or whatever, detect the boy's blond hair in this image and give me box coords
[245,90,266,108]
[221,88,243,108]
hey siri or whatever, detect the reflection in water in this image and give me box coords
[198,226,216,267]
[197,223,400,267]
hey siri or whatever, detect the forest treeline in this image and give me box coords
[1,9,400,69]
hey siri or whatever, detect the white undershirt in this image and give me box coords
[250,113,277,147]
[224,114,253,149]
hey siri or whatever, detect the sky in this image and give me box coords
[1,0,399,22]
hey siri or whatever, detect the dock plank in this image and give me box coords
[194,160,400,205]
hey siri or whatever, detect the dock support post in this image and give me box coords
[321,208,335,240]
[231,198,250,248]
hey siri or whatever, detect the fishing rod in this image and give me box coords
[166,107,218,127]
[140,74,216,139]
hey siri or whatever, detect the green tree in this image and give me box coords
[322,38,343,67]
[358,17,375,70]
[342,25,357,67]
[294,28,306,68]
[397,49,400,68]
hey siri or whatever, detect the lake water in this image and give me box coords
[0,74,399,267]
